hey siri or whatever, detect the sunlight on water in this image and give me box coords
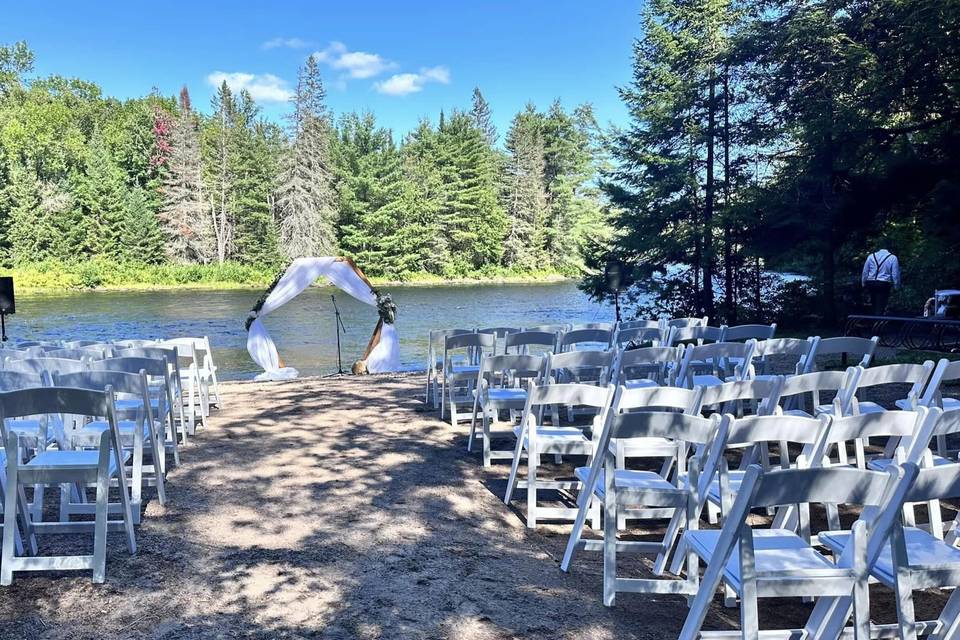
[8,282,614,380]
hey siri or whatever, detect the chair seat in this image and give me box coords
[72,420,153,447]
[26,449,121,476]
[485,388,527,405]
[820,528,960,587]
[693,374,725,388]
[686,529,836,593]
[574,467,683,503]
[116,398,160,412]
[514,425,590,452]
[623,378,660,390]
[942,397,960,412]
[868,454,953,472]
[853,401,886,415]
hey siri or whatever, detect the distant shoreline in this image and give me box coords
[12,268,577,295]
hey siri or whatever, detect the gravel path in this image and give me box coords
[0,373,950,638]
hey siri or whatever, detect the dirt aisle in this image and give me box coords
[0,373,948,639]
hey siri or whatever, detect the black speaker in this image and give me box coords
[0,277,15,315]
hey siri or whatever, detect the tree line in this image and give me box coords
[586,0,960,327]
[0,42,607,281]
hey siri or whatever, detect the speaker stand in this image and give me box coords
[0,312,7,342]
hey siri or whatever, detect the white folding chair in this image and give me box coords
[424,328,472,408]
[563,398,727,605]
[477,327,520,356]
[676,340,757,388]
[441,332,495,424]
[165,336,222,408]
[818,462,960,640]
[503,382,615,527]
[615,346,683,389]
[55,370,167,521]
[667,317,709,329]
[776,367,860,418]
[90,356,181,467]
[505,330,558,356]
[722,323,777,343]
[668,325,726,347]
[468,353,544,467]
[742,336,818,380]
[0,387,138,585]
[559,328,614,352]
[812,335,879,371]
[614,326,665,349]
[679,462,918,640]
[562,385,708,571]
[835,362,934,419]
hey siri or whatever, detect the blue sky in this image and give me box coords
[1,1,641,141]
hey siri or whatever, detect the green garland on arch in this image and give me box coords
[245,265,288,331]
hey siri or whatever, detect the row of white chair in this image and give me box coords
[0,337,225,584]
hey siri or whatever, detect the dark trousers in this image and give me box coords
[865,280,892,315]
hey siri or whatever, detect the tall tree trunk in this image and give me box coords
[702,71,716,319]
[722,66,735,324]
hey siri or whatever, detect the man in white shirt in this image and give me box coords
[861,248,901,315]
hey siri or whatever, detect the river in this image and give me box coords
[6,282,614,380]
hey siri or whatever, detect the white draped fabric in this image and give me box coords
[246,257,401,381]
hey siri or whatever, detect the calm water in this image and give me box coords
[6,282,614,380]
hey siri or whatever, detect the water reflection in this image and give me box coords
[10,282,614,379]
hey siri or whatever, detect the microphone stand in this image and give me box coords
[0,312,6,342]
[331,294,346,375]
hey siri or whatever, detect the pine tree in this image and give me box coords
[230,91,283,266]
[75,128,128,258]
[470,87,498,146]
[159,86,214,263]
[502,105,548,270]
[396,120,448,275]
[276,56,337,259]
[119,186,164,263]
[435,111,507,273]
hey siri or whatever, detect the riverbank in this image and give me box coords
[7,260,575,293]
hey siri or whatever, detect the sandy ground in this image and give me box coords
[0,372,952,639]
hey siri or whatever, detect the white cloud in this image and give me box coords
[262,37,312,50]
[312,41,396,79]
[374,66,451,96]
[206,71,293,103]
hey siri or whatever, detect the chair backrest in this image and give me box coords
[119,346,180,372]
[824,408,939,467]
[813,336,879,369]
[724,413,830,459]
[3,357,87,377]
[112,339,156,349]
[91,356,168,378]
[614,326,663,348]
[546,349,617,385]
[445,331,495,352]
[698,377,782,415]
[754,336,820,360]
[478,327,519,338]
[677,340,757,386]
[525,382,614,413]
[570,322,614,331]
[0,370,47,391]
[525,324,570,333]
[0,386,114,422]
[723,323,777,342]
[849,362,934,412]
[904,462,960,504]
[54,369,150,399]
[744,463,909,511]
[667,316,709,328]
[619,319,662,330]
[616,384,703,414]
[505,331,558,353]
[559,328,613,351]
[932,407,960,438]
[478,354,544,384]
[617,346,682,386]
[777,368,858,415]
[668,325,725,346]
[608,409,720,445]
[45,347,108,361]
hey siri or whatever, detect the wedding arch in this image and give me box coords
[245,257,400,381]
